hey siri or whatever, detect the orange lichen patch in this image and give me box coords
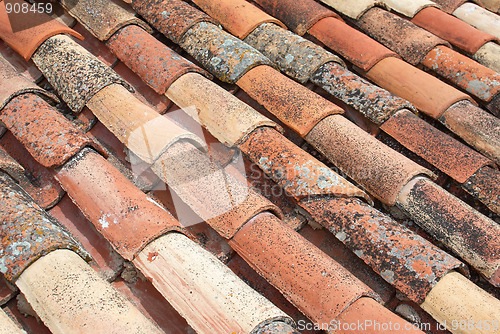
[300,197,464,304]
[239,126,368,200]
[308,17,397,71]
[0,94,106,168]
[192,0,286,39]
[422,45,500,102]
[238,65,343,137]
[229,212,379,324]
[0,173,89,282]
[380,109,491,183]
[131,0,215,44]
[0,0,83,60]
[356,7,449,65]
[0,132,65,209]
[254,0,341,36]
[412,7,498,54]
[306,115,433,205]
[55,148,184,260]
[431,0,467,13]
[365,57,471,119]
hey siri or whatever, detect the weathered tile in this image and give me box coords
[237,65,342,136]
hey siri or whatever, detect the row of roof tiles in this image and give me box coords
[0,0,499,333]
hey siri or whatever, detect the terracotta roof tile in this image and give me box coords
[239,126,368,200]
[412,6,498,54]
[166,73,279,146]
[106,24,209,95]
[308,16,397,71]
[0,308,25,333]
[0,133,65,209]
[152,140,282,239]
[237,65,343,137]
[421,45,500,102]
[0,172,89,281]
[179,22,271,83]
[300,196,464,304]
[253,0,341,35]
[439,100,500,165]
[16,249,164,333]
[112,62,171,115]
[31,35,133,113]
[0,54,57,111]
[131,0,215,44]
[311,62,413,125]
[0,0,83,60]
[365,57,471,119]
[380,109,492,184]
[356,7,450,65]
[192,0,286,39]
[243,23,343,83]
[462,166,500,215]
[306,115,433,205]
[398,177,500,284]
[87,84,206,164]
[48,195,124,280]
[55,148,184,260]
[59,0,152,41]
[0,94,106,168]
[229,213,380,325]
[473,42,500,74]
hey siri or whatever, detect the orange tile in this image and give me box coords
[131,0,215,44]
[380,109,491,183]
[55,149,184,260]
[229,213,379,324]
[192,0,286,39]
[422,45,500,102]
[238,65,343,136]
[309,17,397,71]
[106,25,209,95]
[0,0,82,60]
[0,94,106,168]
[365,57,471,119]
[412,7,498,54]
